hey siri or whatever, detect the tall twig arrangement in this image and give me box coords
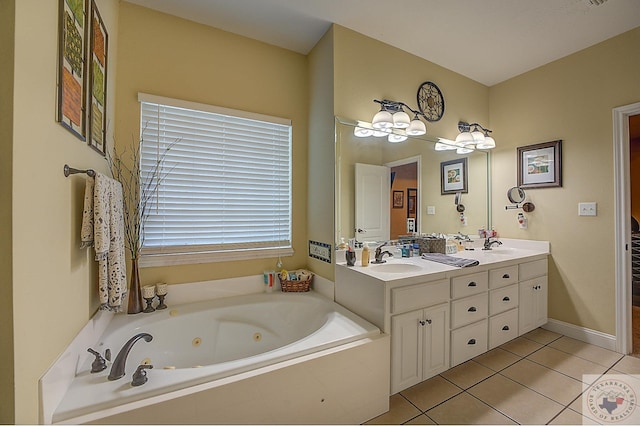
[106,133,176,259]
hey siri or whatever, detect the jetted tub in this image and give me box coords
[52,291,382,423]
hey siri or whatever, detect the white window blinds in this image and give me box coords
[138,94,292,264]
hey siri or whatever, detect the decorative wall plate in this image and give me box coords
[417,81,445,122]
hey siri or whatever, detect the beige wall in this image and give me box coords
[490,27,640,335]
[0,0,15,422]
[307,27,336,280]
[10,1,119,422]
[115,3,309,286]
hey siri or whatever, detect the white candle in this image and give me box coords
[156,283,168,296]
[142,285,156,299]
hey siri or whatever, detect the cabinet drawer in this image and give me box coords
[519,258,548,281]
[391,279,449,314]
[451,293,488,329]
[451,272,488,299]
[451,319,488,366]
[489,284,519,316]
[489,309,519,349]
[489,266,518,289]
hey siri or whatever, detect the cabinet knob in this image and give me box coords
[467,339,476,345]
[502,296,510,302]
[502,325,510,331]
[425,319,432,325]
[468,281,477,287]
[502,274,510,279]
[468,306,477,313]
[418,319,433,326]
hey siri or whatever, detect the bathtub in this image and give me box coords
[51,291,386,424]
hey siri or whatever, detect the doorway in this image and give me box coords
[613,102,640,355]
[629,114,640,354]
[386,156,420,240]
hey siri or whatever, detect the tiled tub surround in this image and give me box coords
[41,276,389,424]
[366,328,635,425]
[336,238,550,394]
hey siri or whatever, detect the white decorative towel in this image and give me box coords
[81,173,127,311]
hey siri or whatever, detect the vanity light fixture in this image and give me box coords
[360,99,428,142]
[456,121,496,150]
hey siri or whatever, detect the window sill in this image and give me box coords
[139,247,295,268]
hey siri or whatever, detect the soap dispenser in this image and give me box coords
[361,243,370,267]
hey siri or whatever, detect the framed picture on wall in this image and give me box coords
[393,190,404,208]
[517,140,562,188]
[441,158,468,194]
[407,188,417,215]
[57,0,89,141]
[88,0,108,156]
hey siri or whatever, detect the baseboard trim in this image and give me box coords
[542,319,617,352]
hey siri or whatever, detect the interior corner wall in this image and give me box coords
[489,27,640,335]
[11,1,119,422]
[307,26,336,280]
[0,0,15,422]
[115,3,309,286]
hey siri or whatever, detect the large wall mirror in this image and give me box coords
[335,117,491,245]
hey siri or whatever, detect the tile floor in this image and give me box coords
[366,328,640,425]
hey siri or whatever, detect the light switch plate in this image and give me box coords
[427,206,436,215]
[578,202,597,216]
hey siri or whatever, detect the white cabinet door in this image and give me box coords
[391,310,423,394]
[519,276,548,335]
[355,163,390,242]
[422,303,450,379]
[391,303,449,394]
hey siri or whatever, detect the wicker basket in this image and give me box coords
[280,274,313,292]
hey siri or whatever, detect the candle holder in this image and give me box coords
[156,283,168,310]
[142,285,156,313]
[143,296,155,313]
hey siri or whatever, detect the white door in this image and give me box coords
[355,163,390,242]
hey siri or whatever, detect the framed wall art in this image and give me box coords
[57,0,88,141]
[393,190,404,208]
[441,158,468,194]
[88,0,108,155]
[517,140,562,188]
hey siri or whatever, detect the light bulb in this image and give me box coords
[406,118,426,135]
[388,133,408,143]
[392,111,410,128]
[372,110,393,129]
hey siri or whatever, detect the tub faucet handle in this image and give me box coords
[132,364,153,387]
[87,348,107,373]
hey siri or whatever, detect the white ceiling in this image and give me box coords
[125,0,640,86]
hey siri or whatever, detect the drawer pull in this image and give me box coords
[418,319,433,326]
[467,307,477,313]
[467,339,476,345]
[502,296,510,302]
[502,274,510,279]
[502,326,510,331]
[425,319,432,325]
[468,281,477,287]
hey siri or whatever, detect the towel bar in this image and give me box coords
[64,164,96,177]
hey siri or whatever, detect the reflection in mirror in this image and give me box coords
[335,117,490,245]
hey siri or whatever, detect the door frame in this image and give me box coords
[614,101,640,354]
[385,156,422,235]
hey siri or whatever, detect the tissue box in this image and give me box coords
[419,237,446,254]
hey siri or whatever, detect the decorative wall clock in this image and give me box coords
[417,81,445,122]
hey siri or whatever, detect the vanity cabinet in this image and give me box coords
[391,303,449,393]
[334,244,548,395]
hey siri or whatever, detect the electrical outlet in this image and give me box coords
[427,206,436,215]
[578,202,597,216]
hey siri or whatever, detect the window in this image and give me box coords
[138,93,292,267]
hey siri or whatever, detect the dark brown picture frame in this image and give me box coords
[407,188,417,215]
[88,0,108,156]
[517,140,562,188]
[393,190,404,208]
[57,0,88,141]
[441,158,468,194]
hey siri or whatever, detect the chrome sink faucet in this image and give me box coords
[373,242,393,264]
[483,237,503,250]
[108,332,153,381]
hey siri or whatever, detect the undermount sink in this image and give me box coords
[370,263,422,273]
